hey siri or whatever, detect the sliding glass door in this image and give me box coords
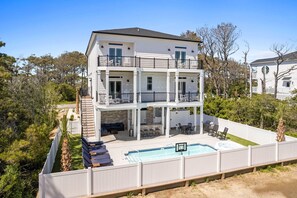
[109,81,122,99]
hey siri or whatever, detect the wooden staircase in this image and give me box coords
[81,96,95,138]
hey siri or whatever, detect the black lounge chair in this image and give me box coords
[83,150,111,160]
[83,155,112,168]
[218,127,228,140]
[82,144,107,155]
[82,141,106,150]
[81,137,104,146]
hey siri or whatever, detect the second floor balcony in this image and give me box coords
[97,55,203,69]
[97,91,200,105]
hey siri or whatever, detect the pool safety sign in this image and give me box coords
[175,142,187,152]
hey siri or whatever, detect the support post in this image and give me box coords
[194,106,197,132]
[127,110,130,131]
[217,150,221,173]
[138,70,142,102]
[137,162,142,187]
[137,108,141,141]
[199,71,204,102]
[200,105,203,134]
[248,145,252,166]
[199,70,204,135]
[97,70,101,102]
[105,70,109,106]
[133,109,137,137]
[95,109,101,141]
[161,107,165,135]
[180,156,185,179]
[276,141,279,162]
[166,107,170,138]
[87,167,92,196]
[166,72,170,102]
[133,70,137,104]
[175,72,179,103]
[38,173,45,198]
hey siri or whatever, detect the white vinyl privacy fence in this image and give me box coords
[201,114,296,144]
[39,140,297,198]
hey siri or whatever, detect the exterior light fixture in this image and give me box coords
[191,50,194,53]
[128,47,130,50]
[101,45,104,48]
[127,79,130,82]
[168,48,171,51]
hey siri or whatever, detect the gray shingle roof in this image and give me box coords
[251,51,297,65]
[93,27,201,43]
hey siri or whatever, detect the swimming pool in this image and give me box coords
[126,143,216,163]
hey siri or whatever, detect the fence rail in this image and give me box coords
[39,140,297,197]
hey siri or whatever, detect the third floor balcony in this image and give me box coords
[97,55,203,69]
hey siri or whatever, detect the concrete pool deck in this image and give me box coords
[101,130,243,166]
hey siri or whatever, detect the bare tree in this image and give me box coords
[271,44,297,98]
[197,26,222,96]
[242,41,250,95]
[214,23,241,98]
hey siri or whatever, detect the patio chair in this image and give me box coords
[82,144,107,155]
[83,150,111,161]
[109,95,115,104]
[155,127,161,136]
[186,123,194,134]
[149,127,155,137]
[83,155,112,168]
[218,127,228,140]
[208,124,219,136]
[177,123,182,133]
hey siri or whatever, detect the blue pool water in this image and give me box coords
[126,144,216,163]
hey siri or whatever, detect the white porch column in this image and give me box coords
[199,71,204,102]
[97,70,101,102]
[127,110,131,130]
[166,107,170,138]
[133,70,137,104]
[175,72,179,103]
[137,108,141,141]
[105,70,109,106]
[161,107,165,135]
[95,108,101,141]
[194,106,197,132]
[133,109,137,137]
[199,71,204,134]
[166,72,170,102]
[138,71,142,103]
[200,105,203,134]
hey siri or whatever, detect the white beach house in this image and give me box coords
[250,51,297,99]
[84,27,204,141]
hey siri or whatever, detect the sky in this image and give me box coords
[1,0,297,62]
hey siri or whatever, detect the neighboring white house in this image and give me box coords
[85,27,204,140]
[250,51,297,100]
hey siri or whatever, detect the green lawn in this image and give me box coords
[226,133,258,146]
[52,134,83,173]
[57,100,76,105]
